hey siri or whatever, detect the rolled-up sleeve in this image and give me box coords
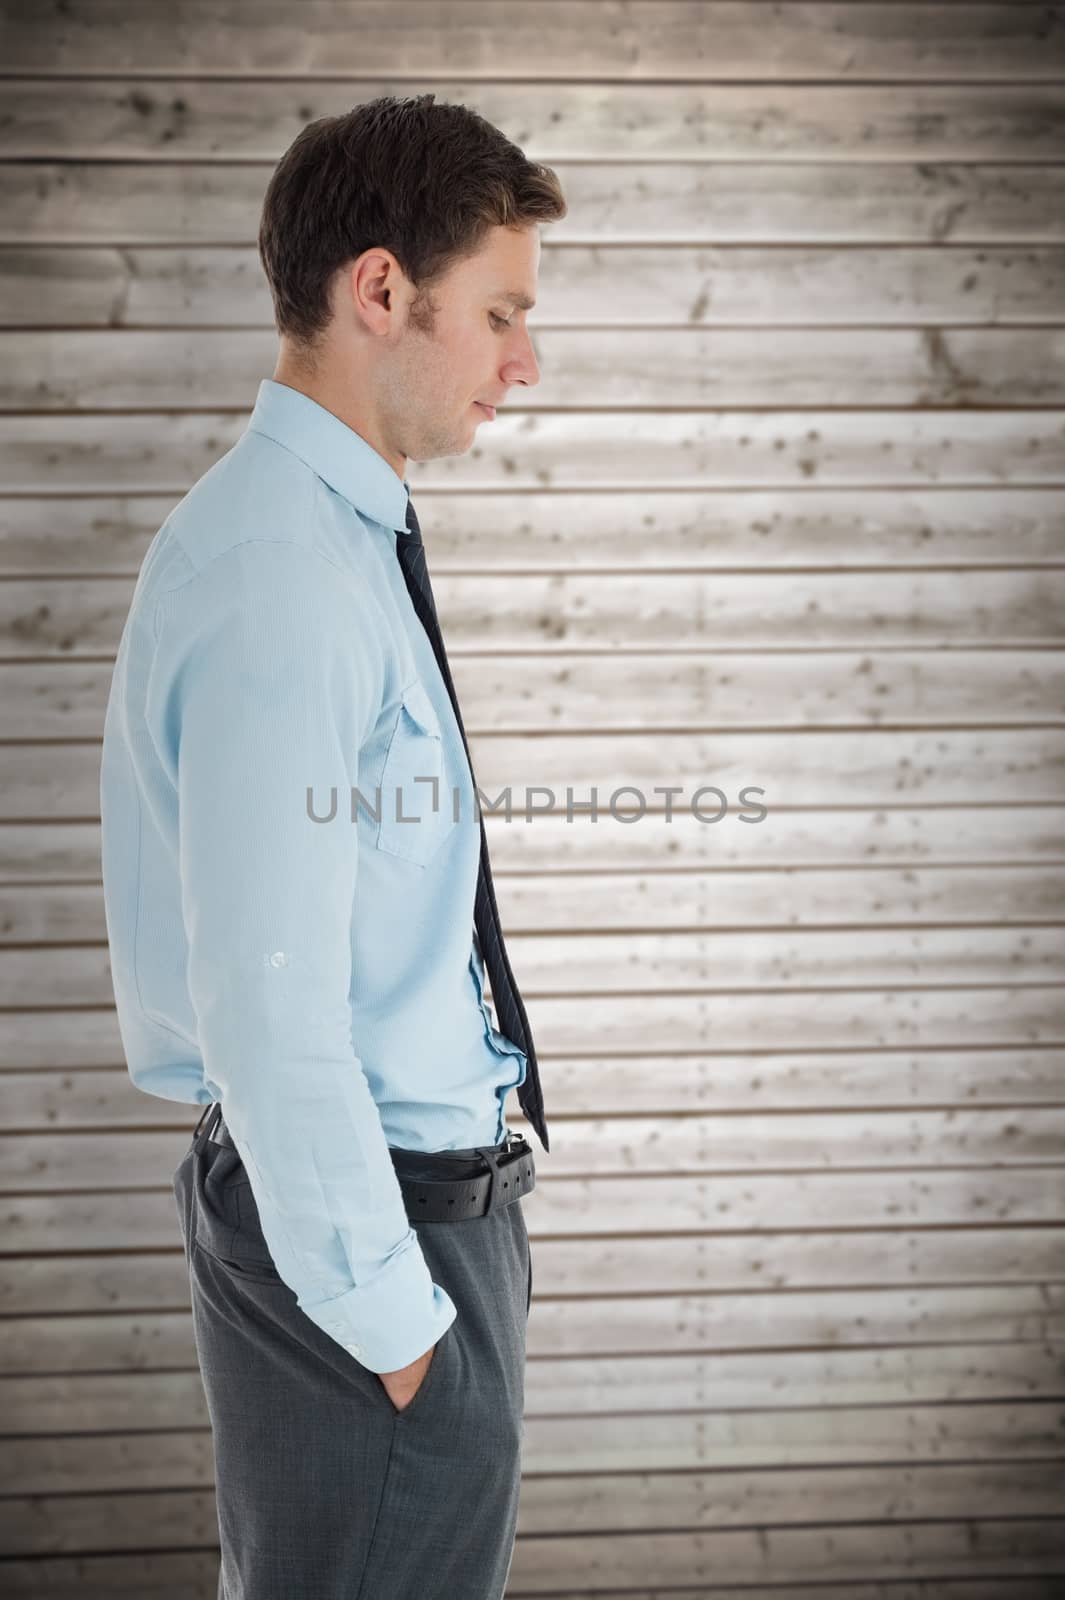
[150,537,457,1373]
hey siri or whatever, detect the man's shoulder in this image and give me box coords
[155,430,387,592]
[161,427,320,575]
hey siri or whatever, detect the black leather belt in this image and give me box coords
[391,1133,536,1220]
[202,1104,535,1221]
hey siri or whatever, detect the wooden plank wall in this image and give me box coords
[1,1,1064,1594]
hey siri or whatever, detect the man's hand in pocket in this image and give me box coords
[378,1340,437,1412]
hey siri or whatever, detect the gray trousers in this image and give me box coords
[173,1110,532,1599]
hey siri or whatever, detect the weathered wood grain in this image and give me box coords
[4,572,1064,659]
[4,1164,1063,1254]
[7,162,1065,247]
[4,244,1065,329]
[5,79,1065,162]
[3,4,1063,81]
[2,489,1065,575]
[2,651,1063,739]
[5,1228,1065,1316]
[6,326,1065,409]
[3,730,1062,823]
[3,410,1061,495]
[4,1108,1065,1192]
[2,806,1063,882]
[2,0,1063,1586]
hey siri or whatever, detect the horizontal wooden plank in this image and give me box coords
[517,986,1065,1056]
[4,650,1063,739]
[0,1369,207,1437]
[0,1488,219,1560]
[5,244,1065,328]
[4,1165,1061,1254]
[4,411,1063,494]
[4,1339,1063,1443]
[4,807,1062,882]
[5,1227,1065,1317]
[3,490,1065,576]
[6,162,1064,246]
[0,1376,1055,1523]
[2,1284,1063,1378]
[3,3,1062,81]
[531,1589,1065,1600]
[0,1548,221,1599]
[0,1008,149,1070]
[532,1516,1064,1591]
[2,988,1063,1069]
[5,80,1065,162]
[6,158,1061,257]
[5,867,1065,942]
[1,1466,1063,1559]
[2,983,1065,1073]
[5,731,1063,823]
[512,1517,1065,1592]
[0,1558,1061,1600]
[5,574,1065,659]
[7,327,1065,409]
[487,869,1065,934]
[4,926,1064,1010]
[522,1047,1065,1113]
[4,1109,1065,1192]
[3,1457,1065,1549]
[6,1046,1065,1127]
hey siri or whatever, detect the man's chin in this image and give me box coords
[410,432,475,464]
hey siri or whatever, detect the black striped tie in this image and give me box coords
[394,494,550,1154]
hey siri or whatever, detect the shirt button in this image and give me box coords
[347,1342,363,1357]
[269,951,288,967]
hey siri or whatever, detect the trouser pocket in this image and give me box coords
[172,1147,195,1267]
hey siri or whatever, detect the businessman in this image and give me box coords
[99,93,565,1598]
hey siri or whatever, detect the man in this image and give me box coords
[99,93,565,1599]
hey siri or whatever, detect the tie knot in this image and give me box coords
[402,496,423,544]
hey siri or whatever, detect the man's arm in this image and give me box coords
[151,537,456,1373]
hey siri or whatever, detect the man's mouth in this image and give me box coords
[475,402,496,420]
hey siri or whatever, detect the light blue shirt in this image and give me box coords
[99,378,529,1372]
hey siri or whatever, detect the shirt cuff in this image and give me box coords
[296,1227,458,1374]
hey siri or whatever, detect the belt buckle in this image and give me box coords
[498,1130,528,1172]
[499,1129,533,1198]
[474,1132,529,1212]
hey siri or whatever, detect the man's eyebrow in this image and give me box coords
[493,290,536,310]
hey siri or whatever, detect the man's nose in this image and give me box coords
[508,325,540,388]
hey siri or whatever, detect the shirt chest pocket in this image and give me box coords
[375,678,451,866]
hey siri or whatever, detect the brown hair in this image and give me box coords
[258,93,567,355]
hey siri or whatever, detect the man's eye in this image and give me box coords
[489,313,512,329]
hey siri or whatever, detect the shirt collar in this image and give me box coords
[246,378,411,531]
